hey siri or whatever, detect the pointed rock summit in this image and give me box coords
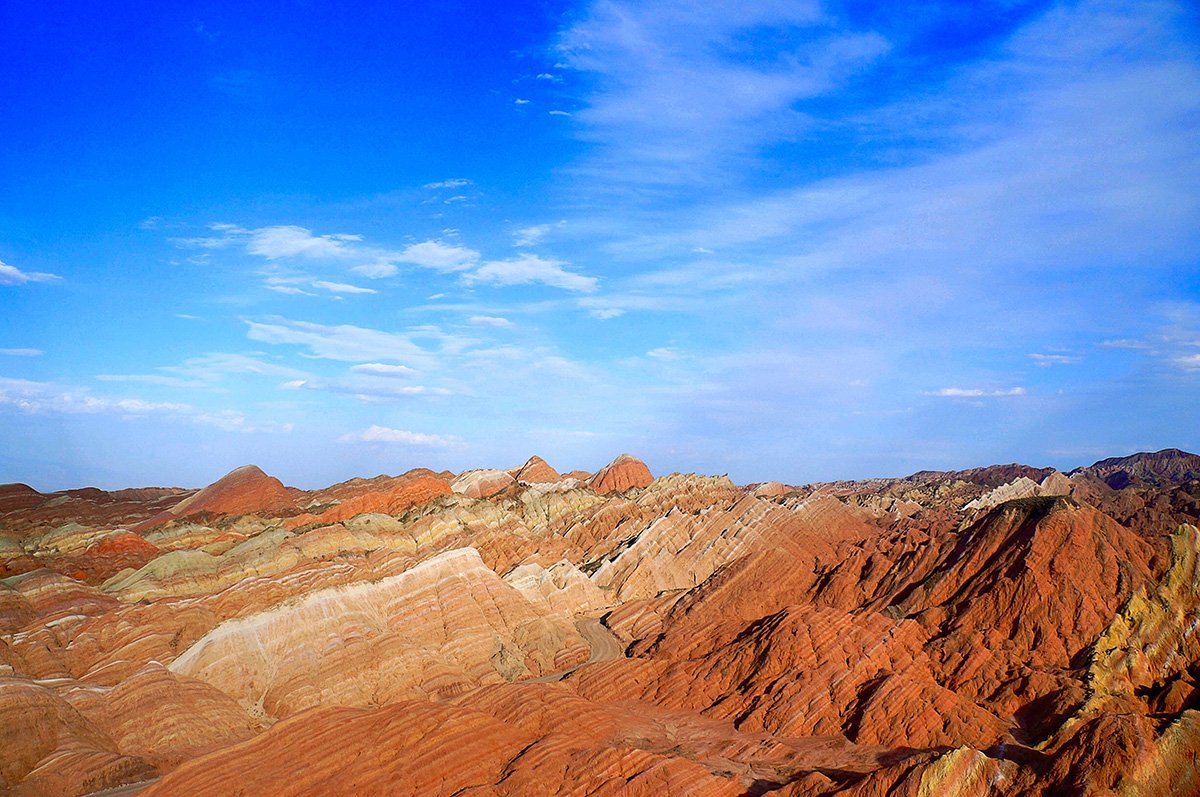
[171,465,295,518]
[587,453,653,494]
[512,456,561,484]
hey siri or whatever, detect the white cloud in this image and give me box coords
[0,376,287,432]
[424,178,472,189]
[466,254,598,292]
[549,110,572,116]
[469,316,513,328]
[925,387,1027,397]
[98,352,311,389]
[647,347,680,360]
[312,280,377,294]
[556,0,887,186]
[1030,353,1082,366]
[515,98,531,105]
[513,225,551,247]
[266,284,315,295]
[248,226,354,259]
[339,425,461,446]
[1177,353,1200,371]
[245,318,434,365]
[96,373,210,389]
[590,307,625,320]
[397,241,480,272]
[537,73,561,82]
[0,260,61,285]
[0,348,42,356]
[193,410,293,434]
[351,260,399,278]
[350,363,419,377]
[1100,338,1152,349]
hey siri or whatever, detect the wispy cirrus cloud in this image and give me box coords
[465,254,597,292]
[349,363,419,377]
[97,352,312,389]
[0,260,61,285]
[1030,353,1082,366]
[469,316,513,328]
[423,178,472,190]
[0,376,290,433]
[924,387,1027,398]
[513,225,551,247]
[245,317,437,366]
[0,348,43,356]
[312,280,376,295]
[338,425,461,446]
[556,0,888,187]
[173,223,598,292]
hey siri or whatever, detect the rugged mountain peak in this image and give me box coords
[170,465,295,518]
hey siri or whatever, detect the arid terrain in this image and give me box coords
[2,448,1199,796]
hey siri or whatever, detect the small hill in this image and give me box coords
[170,465,296,518]
[512,456,561,484]
[588,454,653,494]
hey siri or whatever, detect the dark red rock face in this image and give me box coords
[2,451,1200,796]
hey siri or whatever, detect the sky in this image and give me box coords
[1,0,1198,490]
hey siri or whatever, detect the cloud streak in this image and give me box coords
[339,425,460,445]
[0,260,61,285]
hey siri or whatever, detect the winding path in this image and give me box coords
[527,616,625,683]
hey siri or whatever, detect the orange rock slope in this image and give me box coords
[3,449,1200,796]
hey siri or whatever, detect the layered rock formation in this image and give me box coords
[451,468,517,498]
[588,453,654,494]
[510,455,562,484]
[168,465,295,518]
[2,450,1200,795]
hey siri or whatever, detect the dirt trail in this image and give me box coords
[81,780,158,797]
[528,615,625,683]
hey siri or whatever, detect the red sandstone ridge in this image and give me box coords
[0,483,46,514]
[587,453,653,494]
[511,455,562,484]
[169,465,296,518]
[284,475,452,529]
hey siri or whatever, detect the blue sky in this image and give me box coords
[1,0,1198,490]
